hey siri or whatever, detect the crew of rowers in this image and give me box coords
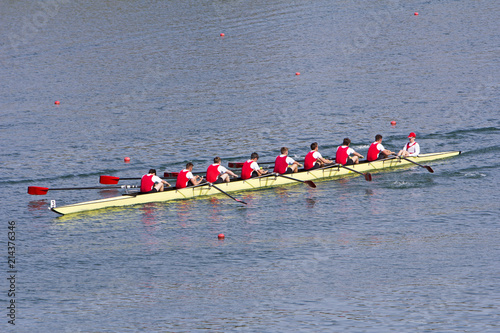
[140,132,420,193]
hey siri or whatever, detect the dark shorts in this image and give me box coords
[213,177,224,184]
[306,162,321,171]
[345,158,355,166]
[140,187,158,194]
[250,171,259,178]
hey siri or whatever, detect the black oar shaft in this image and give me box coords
[211,184,247,205]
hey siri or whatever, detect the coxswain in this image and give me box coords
[176,162,204,189]
[140,169,170,193]
[273,147,302,174]
[304,142,333,170]
[206,157,238,183]
[397,132,420,157]
[335,138,364,165]
[241,152,268,180]
[367,134,395,162]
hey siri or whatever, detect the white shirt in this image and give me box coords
[336,146,355,155]
[145,174,163,184]
[278,154,296,165]
[402,142,420,156]
[312,151,323,160]
[247,160,260,172]
[182,169,194,179]
[213,164,228,174]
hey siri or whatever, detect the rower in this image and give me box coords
[397,132,420,157]
[140,169,170,193]
[206,157,238,183]
[176,162,204,189]
[367,134,395,162]
[304,142,333,170]
[241,152,268,180]
[273,147,302,174]
[335,138,363,165]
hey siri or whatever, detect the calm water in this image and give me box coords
[1,0,499,332]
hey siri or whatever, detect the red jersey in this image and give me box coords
[140,174,154,192]
[273,155,289,174]
[367,142,381,162]
[335,146,350,165]
[206,164,221,183]
[304,151,317,170]
[241,160,255,180]
[176,169,191,189]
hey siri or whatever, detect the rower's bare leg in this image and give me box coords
[290,164,299,173]
[352,156,359,164]
[221,173,230,182]
[155,183,164,192]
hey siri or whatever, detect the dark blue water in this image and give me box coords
[1,0,499,331]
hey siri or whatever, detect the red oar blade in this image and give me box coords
[27,186,49,195]
[164,172,179,178]
[100,175,120,184]
[364,173,373,181]
[425,166,434,173]
[304,180,316,188]
[228,162,244,168]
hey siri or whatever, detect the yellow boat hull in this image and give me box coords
[51,151,461,215]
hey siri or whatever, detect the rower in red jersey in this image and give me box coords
[397,132,420,157]
[241,152,268,180]
[140,169,170,193]
[176,162,204,189]
[335,138,364,165]
[304,142,333,170]
[273,147,302,174]
[367,134,395,162]
[206,157,238,183]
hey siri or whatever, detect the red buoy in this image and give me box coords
[391,121,397,126]
[220,33,225,37]
[218,233,225,239]
[414,12,419,16]
[124,157,131,163]
[54,101,60,105]
[295,72,300,75]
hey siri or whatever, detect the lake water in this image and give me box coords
[1,0,499,331]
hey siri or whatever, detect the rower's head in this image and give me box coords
[310,142,318,151]
[213,156,221,164]
[186,162,194,171]
[375,134,383,142]
[251,152,259,161]
[281,147,288,155]
[408,132,416,141]
[342,138,351,146]
[148,169,156,175]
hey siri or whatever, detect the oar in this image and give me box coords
[401,157,434,173]
[28,185,139,195]
[228,160,304,168]
[275,173,316,188]
[339,165,372,181]
[100,175,140,184]
[210,184,247,205]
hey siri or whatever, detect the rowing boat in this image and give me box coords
[49,151,460,215]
